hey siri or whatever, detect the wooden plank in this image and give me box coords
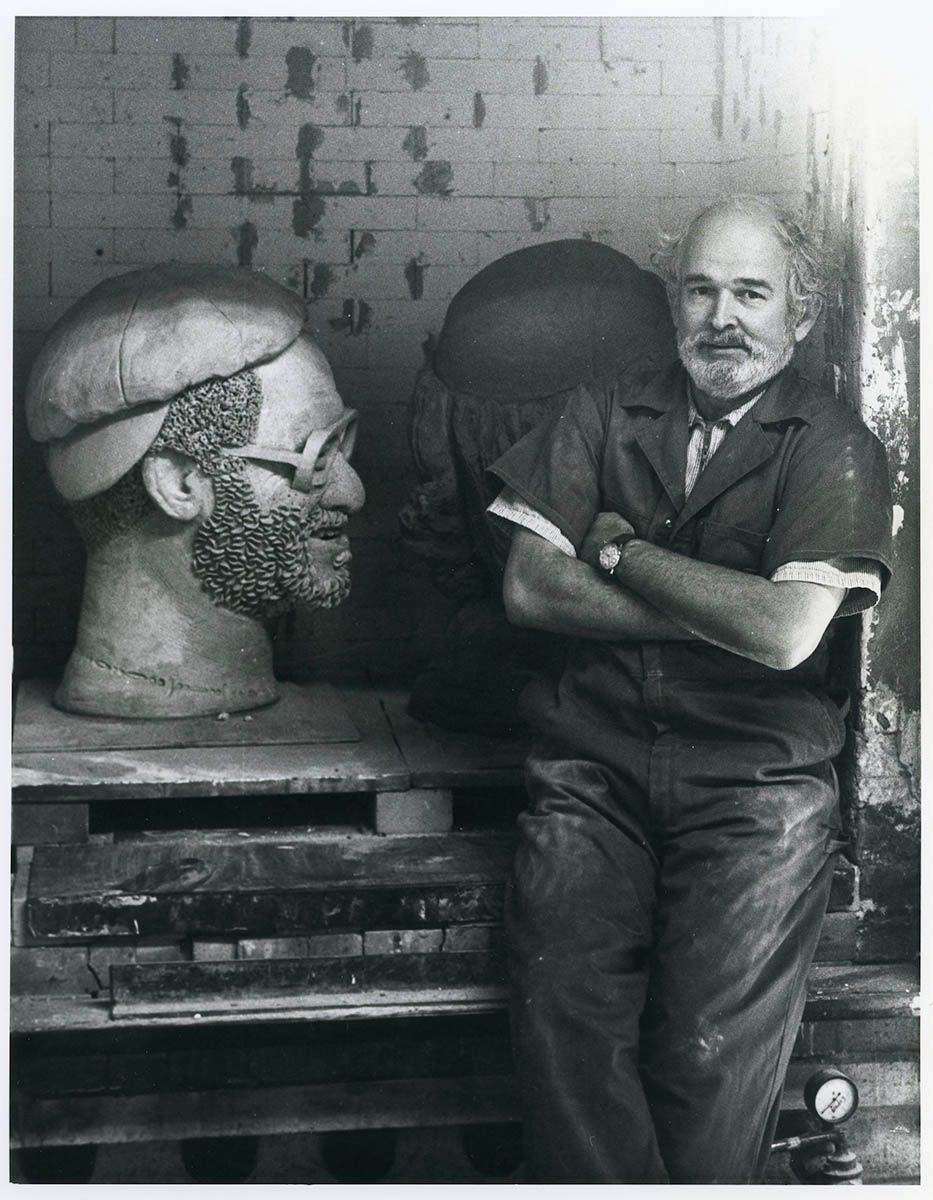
[25,832,516,940]
[805,963,920,1021]
[12,848,35,947]
[12,740,408,803]
[12,803,89,847]
[380,689,527,789]
[12,679,359,753]
[12,686,407,802]
[10,993,509,1034]
[12,1010,515,1096]
[10,961,919,1035]
[110,951,506,1019]
[10,1074,523,1148]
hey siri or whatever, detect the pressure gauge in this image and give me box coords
[803,1068,859,1125]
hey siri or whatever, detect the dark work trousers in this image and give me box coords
[505,644,846,1183]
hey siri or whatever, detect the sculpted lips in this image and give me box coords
[305,513,351,566]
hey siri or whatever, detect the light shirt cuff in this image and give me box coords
[770,558,883,618]
[487,488,576,557]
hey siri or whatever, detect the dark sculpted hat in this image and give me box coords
[25,264,306,501]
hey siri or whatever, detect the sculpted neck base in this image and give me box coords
[56,518,278,719]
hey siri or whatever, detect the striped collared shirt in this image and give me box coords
[684,389,762,498]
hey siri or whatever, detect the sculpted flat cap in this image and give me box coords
[25,264,306,500]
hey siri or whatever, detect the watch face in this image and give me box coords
[599,542,622,573]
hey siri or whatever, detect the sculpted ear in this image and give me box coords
[141,449,214,522]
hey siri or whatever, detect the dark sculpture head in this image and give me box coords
[399,239,677,733]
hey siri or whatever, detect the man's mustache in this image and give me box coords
[684,332,752,352]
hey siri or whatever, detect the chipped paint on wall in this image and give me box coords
[523,197,550,232]
[473,92,486,129]
[533,57,548,95]
[286,47,317,99]
[403,126,429,161]
[404,257,425,300]
[413,161,454,197]
[165,116,189,168]
[293,123,326,239]
[400,51,430,91]
[353,231,376,260]
[231,156,253,195]
[236,84,251,130]
[309,264,334,300]
[171,195,193,230]
[235,220,258,267]
[351,22,374,63]
[171,54,189,90]
[857,286,918,504]
[293,195,325,238]
[235,17,252,58]
[712,16,725,138]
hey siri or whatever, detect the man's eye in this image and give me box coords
[688,286,711,297]
[738,289,765,301]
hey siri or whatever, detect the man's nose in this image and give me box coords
[321,453,365,513]
[708,290,737,330]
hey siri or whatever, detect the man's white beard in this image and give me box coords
[678,326,796,402]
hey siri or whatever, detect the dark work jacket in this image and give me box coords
[488,362,894,745]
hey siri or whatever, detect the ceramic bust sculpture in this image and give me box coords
[25,264,365,719]
[399,240,677,733]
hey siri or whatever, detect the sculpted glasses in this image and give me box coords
[223,409,358,494]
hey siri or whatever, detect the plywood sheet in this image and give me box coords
[13,679,358,752]
[12,688,408,801]
[380,689,527,788]
[109,951,506,1018]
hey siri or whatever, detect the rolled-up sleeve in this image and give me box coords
[486,378,612,553]
[760,416,894,591]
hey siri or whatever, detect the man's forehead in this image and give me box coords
[682,211,788,284]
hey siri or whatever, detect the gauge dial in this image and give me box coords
[803,1068,859,1125]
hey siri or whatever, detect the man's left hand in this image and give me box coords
[580,511,635,568]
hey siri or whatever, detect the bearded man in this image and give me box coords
[25,264,364,718]
[486,196,893,1182]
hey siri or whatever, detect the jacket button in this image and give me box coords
[663,518,673,528]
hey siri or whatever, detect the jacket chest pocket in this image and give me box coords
[696,519,768,574]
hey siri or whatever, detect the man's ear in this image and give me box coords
[793,294,823,343]
[141,449,214,522]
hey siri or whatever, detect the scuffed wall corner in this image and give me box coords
[823,35,920,962]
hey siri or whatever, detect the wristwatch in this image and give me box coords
[598,532,638,578]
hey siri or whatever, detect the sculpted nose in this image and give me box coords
[322,453,365,514]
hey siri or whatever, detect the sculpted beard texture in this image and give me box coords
[192,469,351,618]
[678,323,796,401]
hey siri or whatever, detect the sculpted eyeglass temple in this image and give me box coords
[222,409,358,493]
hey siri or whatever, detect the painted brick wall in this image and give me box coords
[13,14,829,682]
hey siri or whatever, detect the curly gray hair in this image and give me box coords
[651,195,835,321]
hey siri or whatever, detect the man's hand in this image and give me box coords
[580,511,635,569]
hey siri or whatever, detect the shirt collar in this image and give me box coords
[686,380,766,429]
[618,361,815,426]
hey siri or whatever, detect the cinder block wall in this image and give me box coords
[13,14,829,682]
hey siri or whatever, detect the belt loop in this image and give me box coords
[641,643,663,680]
